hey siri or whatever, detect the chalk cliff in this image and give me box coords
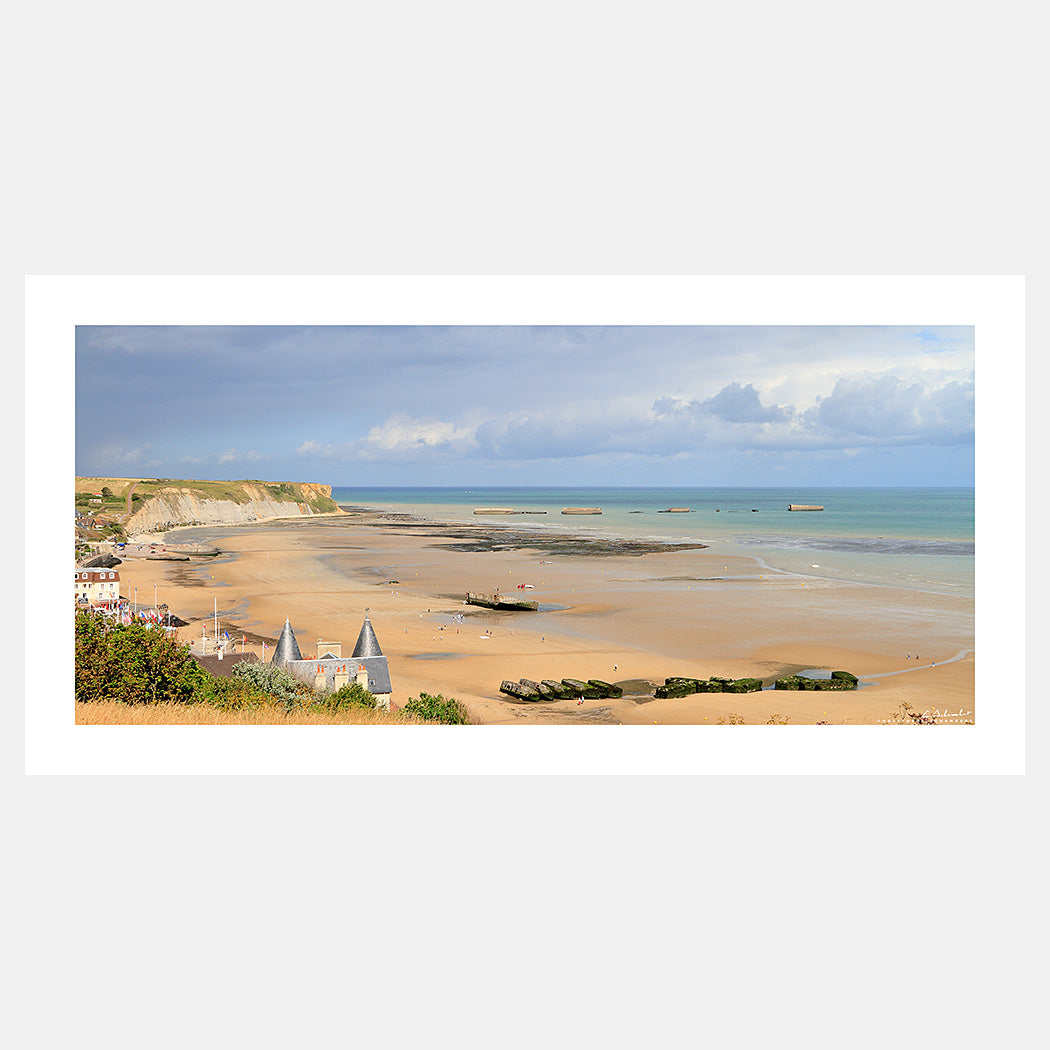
[121,481,342,534]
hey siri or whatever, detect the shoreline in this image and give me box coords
[327,493,975,597]
[113,502,975,726]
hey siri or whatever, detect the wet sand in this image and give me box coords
[116,510,975,725]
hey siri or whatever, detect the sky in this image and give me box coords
[74,325,975,487]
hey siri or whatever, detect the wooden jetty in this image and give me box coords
[562,507,602,514]
[788,504,824,511]
[466,591,539,611]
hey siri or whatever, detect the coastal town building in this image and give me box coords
[74,567,120,606]
[270,614,392,709]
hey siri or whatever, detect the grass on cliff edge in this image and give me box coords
[75,477,338,513]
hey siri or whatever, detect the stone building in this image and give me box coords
[270,614,392,710]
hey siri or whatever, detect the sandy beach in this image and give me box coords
[114,509,975,725]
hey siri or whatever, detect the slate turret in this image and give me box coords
[352,615,383,658]
[271,617,304,665]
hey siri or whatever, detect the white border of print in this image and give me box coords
[26,274,1021,775]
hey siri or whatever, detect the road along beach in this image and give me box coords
[118,505,975,725]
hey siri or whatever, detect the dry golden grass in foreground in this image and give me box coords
[75,701,447,726]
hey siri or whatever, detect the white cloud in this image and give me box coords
[217,448,262,465]
[809,372,974,443]
[363,416,477,454]
[297,416,479,463]
[292,367,975,471]
[474,370,975,462]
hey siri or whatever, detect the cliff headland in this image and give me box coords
[75,477,342,535]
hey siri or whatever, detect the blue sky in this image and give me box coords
[74,325,975,486]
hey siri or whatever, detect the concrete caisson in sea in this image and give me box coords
[473,508,549,515]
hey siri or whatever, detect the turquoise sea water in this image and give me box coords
[330,487,975,598]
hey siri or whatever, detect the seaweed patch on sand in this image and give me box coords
[425,528,707,558]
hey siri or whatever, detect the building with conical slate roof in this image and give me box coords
[266,614,392,709]
[352,615,383,658]
[271,617,303,665]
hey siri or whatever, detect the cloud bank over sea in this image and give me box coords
[75,325,974,486]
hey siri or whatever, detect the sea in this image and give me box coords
[329,487,975,599]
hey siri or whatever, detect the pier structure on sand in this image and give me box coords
[465,591,539,612]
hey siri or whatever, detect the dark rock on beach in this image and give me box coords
[81,553,122,568]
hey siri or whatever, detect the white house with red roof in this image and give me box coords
[74,567,120,606]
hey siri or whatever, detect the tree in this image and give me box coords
[75,611,201,704]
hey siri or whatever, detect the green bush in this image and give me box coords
[192,669,269,710]
[313,680,376,714]
[230,660,305,703]
[75,611,275,709]
[401,692,473,725]
[75,611,202,705]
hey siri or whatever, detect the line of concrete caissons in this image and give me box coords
[500,671,859,701]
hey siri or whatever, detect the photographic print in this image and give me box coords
[70,317,976,730]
